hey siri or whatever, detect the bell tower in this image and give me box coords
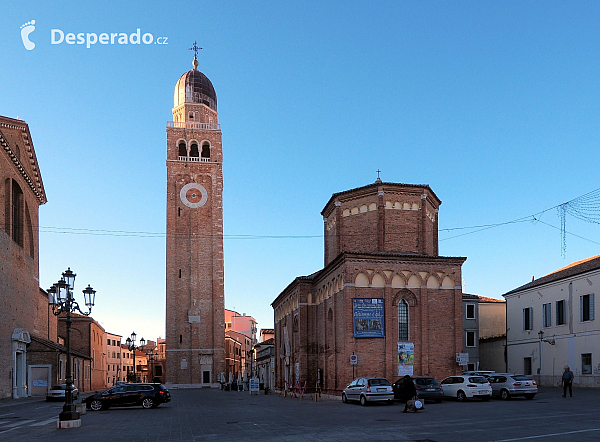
[165,45,225,386]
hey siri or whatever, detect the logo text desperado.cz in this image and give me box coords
[51,29,167,48]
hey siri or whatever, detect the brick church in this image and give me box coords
[165,51,225,386]
[272,179,466,394]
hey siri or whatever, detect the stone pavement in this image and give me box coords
[3,386,600,441]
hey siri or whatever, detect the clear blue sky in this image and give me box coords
[2,1,599,342]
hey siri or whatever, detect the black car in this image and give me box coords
[85,383,171,410]
[393,376,444,403]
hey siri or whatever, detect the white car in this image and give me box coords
[440,375,492,401]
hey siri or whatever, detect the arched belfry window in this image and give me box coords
[178,141,187,157]
[398,299,409,341]
[201,142,210,159]
[190,142,199,157]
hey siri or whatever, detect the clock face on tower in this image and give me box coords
[180,183,208,208]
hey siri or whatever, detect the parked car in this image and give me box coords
[488,373,537,400]
[46,384,79,401]
[440,375,492,401]
[462,370,495,379]
[392,376,444,403]
[342,377,394,406]
[85,383,171,410]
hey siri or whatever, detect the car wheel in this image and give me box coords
[524,394,535,400]
[360,395,368,406]
[341,393,348,403]
[500,389,511,400]
[142,398,154,409]
[90,400,103,411]
[457,390,467,402]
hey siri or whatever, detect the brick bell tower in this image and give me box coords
[165,46,225,386]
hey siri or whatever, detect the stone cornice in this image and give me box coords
[0,121,47,205]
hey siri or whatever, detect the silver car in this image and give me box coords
[46,384,79,401]
[489,373,537,400]
[342,377,394,406]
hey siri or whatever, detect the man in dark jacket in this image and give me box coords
[401,375,417,412]
[562,366,574,397]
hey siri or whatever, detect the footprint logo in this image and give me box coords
[20,20,36,50]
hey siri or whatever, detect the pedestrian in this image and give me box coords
[402,375,417,413]
[562,365,574,397]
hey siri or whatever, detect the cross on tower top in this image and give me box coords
[189,41,202,59]
[189,41,202,69]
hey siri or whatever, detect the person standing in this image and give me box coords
[402,375,417,413]
[562,366,574,397]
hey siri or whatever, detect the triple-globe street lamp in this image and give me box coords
[47,268,96,424]
[125,332,145,382]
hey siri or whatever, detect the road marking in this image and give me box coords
[0,413,15,417]
[0,420,36,433]
[29,418,57,427]
[492,428,600,441]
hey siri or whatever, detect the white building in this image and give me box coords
[504,255,600,387]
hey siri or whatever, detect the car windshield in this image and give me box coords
[51,385,66,390]
[415,378,436,386]
[511,375,532,381]
[369,379,390,386]
[468,376,488,384]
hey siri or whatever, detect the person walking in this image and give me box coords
[562,365,574,397]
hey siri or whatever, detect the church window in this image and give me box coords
[189,112,194,120]
[178,208,181,217]
[398,300,409,341]
[179,269,182,278]
[190,142,199,157]
[201,142,210,159]
[179,335,182,344]
[11,180,23,246]
[178,141,187,157]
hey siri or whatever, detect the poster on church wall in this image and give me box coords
[352,298,385,338]
[397,342,414,376]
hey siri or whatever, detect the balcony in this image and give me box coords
[178,156,212,162]
[167,121,220,130]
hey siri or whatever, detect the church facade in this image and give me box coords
[165,54,225,386]
[272,180,466,394]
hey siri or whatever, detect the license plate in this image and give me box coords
[377,388,386,392]
[479,391,488,395]
[425,388,435,391]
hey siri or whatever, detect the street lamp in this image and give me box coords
[47,268,96,427]
[148,349,157,383]
[125,332,145,382]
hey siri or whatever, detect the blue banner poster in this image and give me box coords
[352,298,385,338]
[397,342,414,376]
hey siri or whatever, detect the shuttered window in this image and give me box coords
[580,294,595,322]
[556,300,566,325]
[523,307,533,330]
[542,303,551,327]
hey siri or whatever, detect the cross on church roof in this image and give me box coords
[189,41,202,59]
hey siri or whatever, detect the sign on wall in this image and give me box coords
[352,298,385,338]
[397,342,414,376]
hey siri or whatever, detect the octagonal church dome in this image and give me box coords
[173,58,217,111]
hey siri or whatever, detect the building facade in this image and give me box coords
[0,116,48,399]
[272,180,466,395]
[165,55,225,387]
[478,295,506,373]
[59,314,107,391]
[504,255,600,387]
[106,333,122,386]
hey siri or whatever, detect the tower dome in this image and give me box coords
[173,59,217,111]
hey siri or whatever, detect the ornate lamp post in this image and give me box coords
[125,332,145,382]
[47,268,96,427]
[148,349,157,383]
